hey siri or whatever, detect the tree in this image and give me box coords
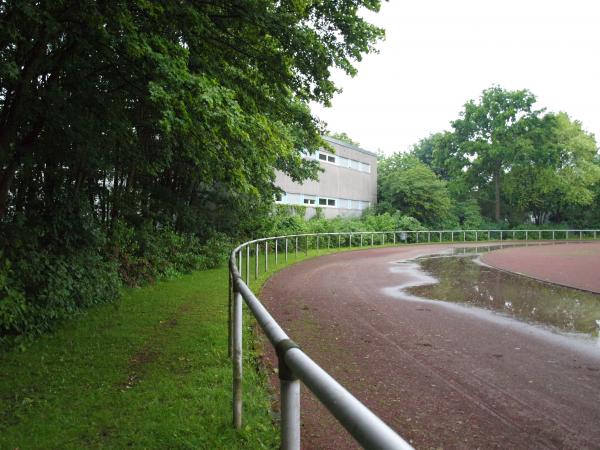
[505,112,600,223]
[0,1,385,221]
[451,86,538,221]
[329,132,360,147]
[378,153,454,226]
[0,1,385,340]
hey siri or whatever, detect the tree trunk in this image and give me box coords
[0,158,19,220]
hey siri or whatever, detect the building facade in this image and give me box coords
[275,136,378,218]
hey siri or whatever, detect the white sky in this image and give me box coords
[311,0,600,155]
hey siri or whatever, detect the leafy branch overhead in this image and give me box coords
[0,0,383,342]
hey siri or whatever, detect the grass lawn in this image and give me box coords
[0,244,358,449]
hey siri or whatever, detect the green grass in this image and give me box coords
[0,245,357,450]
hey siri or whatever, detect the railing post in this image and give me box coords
[360,234,363,247]
[371,233,374,246]
[328,235,331,249]
[232,283,243,429]
[393,232,396,244]
[595,230,597,240]
[316,235,319,251]
[246,246,250,284]
[286,238,289,262]
[451,231,454,242]
[350,233,353,247]
[382,233,385,246]
[552,230,555,241]
[416,231,419,243]
[567,230,569,240]
[338,234,341,248]
[275,239,279,264]
[277,341,301,450]
[539,230,541,240]
[580,230,582,240]
[500,231,503,241]
[512,230,515,240]
[306,236,309,255]
[295,237,298,257]
[487,230,490,240]
[526,230,528,241]
[475,231,478,241]
[463,231,466,241]
[255,244,259,280]
[228,267,233,358]
[439,231,442,242]
[428,231,430,243]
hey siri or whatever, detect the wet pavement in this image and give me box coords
[261,244,600,449]
[406,244,600,337]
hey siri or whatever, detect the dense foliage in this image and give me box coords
[379,86,600,228]
[0,0,383,344]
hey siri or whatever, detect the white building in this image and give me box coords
[275,136,378,218]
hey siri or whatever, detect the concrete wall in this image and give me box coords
[275,137,378,218]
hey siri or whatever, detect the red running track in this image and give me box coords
[260,244,600,449]
[482,242,600,293]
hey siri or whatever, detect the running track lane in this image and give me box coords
[260,245,600,449]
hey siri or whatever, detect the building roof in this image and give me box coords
[322,135,379,158]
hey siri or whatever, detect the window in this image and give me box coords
[317,197,336,207]
[318,152,336,164]
[338,156,350,168]
[286,193,303,204]
[303,195,316,205]
[359,162,371,173]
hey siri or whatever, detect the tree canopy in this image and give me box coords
[387,86,600,228]
[378,154,453,226]
[0,0,384,343]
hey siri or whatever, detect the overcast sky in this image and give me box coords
[311,0,600,155]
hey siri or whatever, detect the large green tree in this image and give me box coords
[0,0,384,223]
[0,0,384,340]
[450,86,538,221]
[378,153,454,226]
[505,112,600,223]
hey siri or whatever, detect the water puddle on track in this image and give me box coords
[386,242,600,341]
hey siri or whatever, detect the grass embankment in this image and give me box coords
[0,245,354,449]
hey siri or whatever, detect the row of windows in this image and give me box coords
[277,193,370,210]
[312,151,371,173]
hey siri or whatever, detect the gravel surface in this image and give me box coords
[260,244,600,449]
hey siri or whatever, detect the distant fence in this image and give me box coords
[228,229,599,449]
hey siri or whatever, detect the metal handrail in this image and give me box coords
[228,228,599,449]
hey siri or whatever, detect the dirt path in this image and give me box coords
[260,245,600,449]
[482,242,600,293]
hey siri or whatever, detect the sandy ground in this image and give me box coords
[482,242,600,293]
[260,244,600,449]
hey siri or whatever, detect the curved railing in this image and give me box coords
[228,229,599,449]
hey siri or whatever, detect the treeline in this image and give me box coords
[378,86,600,228]
[0,1,383,345]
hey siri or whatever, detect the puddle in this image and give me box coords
[394,244,600,338]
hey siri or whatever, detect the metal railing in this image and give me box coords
[228,229,599,449]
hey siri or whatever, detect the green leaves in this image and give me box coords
[0,0,384,342]
[378,154,454,226]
